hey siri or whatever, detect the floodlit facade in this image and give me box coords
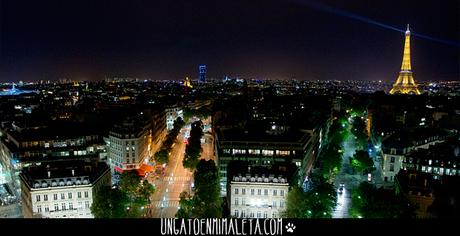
[20,160,111,218]
[230,174,288,218]
[390,24,421,95]
[165,106,184,131]
[106,115,152,173]
[381,128,447,182]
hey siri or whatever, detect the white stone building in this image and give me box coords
[106,116,152,173]
[20,160,111,218]
[230,174,289,218]
[381,129,447,182]
[165,106,183,131]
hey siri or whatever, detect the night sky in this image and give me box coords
[0,0,458,82]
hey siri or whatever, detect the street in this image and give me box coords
[148,133,192,218]
[148,120,215,218]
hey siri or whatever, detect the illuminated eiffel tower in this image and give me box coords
[389,24,421,95]
[183,76,193,88]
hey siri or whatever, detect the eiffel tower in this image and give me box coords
[389,24,421,95]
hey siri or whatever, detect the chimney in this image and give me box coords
[47,171,51,178]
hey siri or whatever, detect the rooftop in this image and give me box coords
[20,160,110,190]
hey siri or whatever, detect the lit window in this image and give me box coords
[262,150,274,156]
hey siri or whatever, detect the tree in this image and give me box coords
[176,160,222,218]
[351,117,368,149]
[91,186,128,218]
[183,121,203,170]
[349,182,415,218]
[283,174,337,218]
[350,150,374,174]
[91,171,155,218]
[154,149,169,164]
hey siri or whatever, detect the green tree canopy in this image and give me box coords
[350,150,374,174]
[350,182,415,218]
[177,159,222,218]
[283,174,337,218]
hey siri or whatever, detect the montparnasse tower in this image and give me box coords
[389,24,421,95]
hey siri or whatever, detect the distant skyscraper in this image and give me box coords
[389,24,421,95]
[199,64,206,83]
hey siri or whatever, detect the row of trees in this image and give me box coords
[91,171,155,218]
[183,106,212,123]
[154,117,185,164]
[176,159,222,218]
[318,113,348,181]
[182,121,203,170]
[349,182,415,218]
[283,174,337,218]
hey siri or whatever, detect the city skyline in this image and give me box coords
[1,0,459,82]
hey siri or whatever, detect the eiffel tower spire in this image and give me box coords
[389,24,421,95]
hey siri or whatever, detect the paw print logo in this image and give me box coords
[285,223,296,233]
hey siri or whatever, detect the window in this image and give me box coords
[54,204,59,211]
[390,164,394,172]
[234,188,239,195]
[68,193,72,199]
[62,203,66,210]
[44,195,48,201]
[273,201,277,208]
[390,148,397,155]
[45,206,49,212]
[61,193,65,200]
[36,195,40,202]
[78,192,82,198]
[273,190,277,196]
[264,189,268,196]
[280,201,285,208]
[242,189,246,195]
[272,212,277,218]
[242,211,246,218]
[233,149,246,155]
[69,203,73,210]
[37,205,42,213]
[234,198,239,206]
[251,189,254,195]
[234,210,239,217]
[84,191,89,198]
[280,190,285,197]
[276,150,290,156]
[54,194,57,200]
[429,159,432,165]
[248,149,260,155]
[250,212,254,218]
[257,189,261,195]
[242,198,246,206]
[262,150,274,156]
[263,212,268,218]
[390,156,395,163]
[85,201,90,209]
[257,212,261,218]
